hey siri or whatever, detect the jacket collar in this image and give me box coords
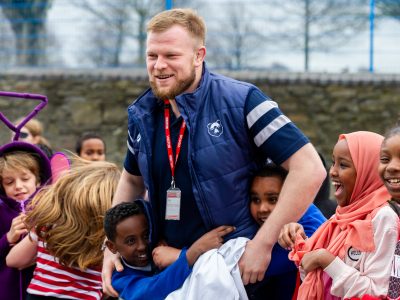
[175,62,210,118]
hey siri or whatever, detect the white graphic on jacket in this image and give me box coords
[207,120,223,137]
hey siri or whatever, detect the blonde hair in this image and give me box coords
[147,8,206,45]
[15,118,51,148]
[25,159,121,270]
[0,151,41,186]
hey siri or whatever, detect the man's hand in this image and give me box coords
[238,238,272,285]
[102,248,123,297]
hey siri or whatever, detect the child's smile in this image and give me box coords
[329,139,357,207]
[379,134,400,200]
[1,168,39,201]
[250,176,281,226]
[113,214,150,267]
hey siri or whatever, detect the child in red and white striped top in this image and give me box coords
[6,159,121,300]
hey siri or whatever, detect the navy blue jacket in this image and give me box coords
[127,65,270,240]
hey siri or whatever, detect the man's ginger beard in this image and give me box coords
[150,67,196,100]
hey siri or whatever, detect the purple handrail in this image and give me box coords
[0,91,48,141]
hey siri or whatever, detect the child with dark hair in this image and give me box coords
[379,125,400,300]
[247,163,326,300]
[75,132,106,162]
[280,131,399,299]
[104,201,235,300]
[313,152,337,218]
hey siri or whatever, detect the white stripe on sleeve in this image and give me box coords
[127,140,135,155]
[127,130,135,155]
[254,115,291,147]
[246,100,278,128]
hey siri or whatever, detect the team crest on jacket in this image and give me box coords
[207,120,223,137]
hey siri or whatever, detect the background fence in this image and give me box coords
[0,0,399,73]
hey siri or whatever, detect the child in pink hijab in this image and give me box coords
[279,131,398,299]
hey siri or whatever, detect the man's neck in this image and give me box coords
[168,99,181,118]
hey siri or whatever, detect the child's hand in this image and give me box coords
[7,214,28,245]
[152,246,181,269]
[278,222,306,250]
[300,248,335,274]
[186,225,235,266]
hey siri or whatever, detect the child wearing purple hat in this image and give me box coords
[0,142,52,300]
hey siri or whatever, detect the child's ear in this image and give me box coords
[105,240,118,254]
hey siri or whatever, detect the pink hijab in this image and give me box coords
[290,131,390,300]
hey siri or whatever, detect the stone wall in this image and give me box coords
[1,69,400,167]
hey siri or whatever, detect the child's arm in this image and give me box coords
[325,208,398,298]
[153,225,235,269]
[185,225,235,266]
[302,207,398,298]
[114,248,192,300]
[115,226,235,300]
[6,233,37,269]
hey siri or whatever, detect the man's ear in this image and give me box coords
[194,46,206,66]
[105,240,118,254]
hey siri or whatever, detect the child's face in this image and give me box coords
[109,214,150,267]
[80,138,106,161]
[250,175,282,226]
[1,167,39,201]
[379,135,400,201]
[329,139,357,207]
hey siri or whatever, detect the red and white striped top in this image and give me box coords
[27,237,102,300]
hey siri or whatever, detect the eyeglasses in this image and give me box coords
[19,132,29,139]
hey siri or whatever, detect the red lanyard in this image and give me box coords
[164,99,186,185]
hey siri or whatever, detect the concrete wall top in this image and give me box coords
[1,68,400,85]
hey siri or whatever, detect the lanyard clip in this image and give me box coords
[171,177,176,189]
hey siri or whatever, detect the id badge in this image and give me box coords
[165,188,181,220]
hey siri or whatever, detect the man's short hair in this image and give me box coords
[147,8,206,45]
